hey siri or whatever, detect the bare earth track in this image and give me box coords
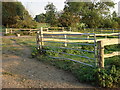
[2,36,93,88]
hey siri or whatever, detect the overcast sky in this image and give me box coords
[17,0,120,18]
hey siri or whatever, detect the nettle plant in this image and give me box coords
[96,65,120,88]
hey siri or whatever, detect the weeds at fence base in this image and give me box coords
[32,47,120,88]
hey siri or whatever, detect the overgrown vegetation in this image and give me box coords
[32,40,120,88]
[33,48,120,88]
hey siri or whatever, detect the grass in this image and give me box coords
[12,37,36,47]
[37,23,50,28]
[2,37,36,57]
[105,56,120,69]
[2,71,14,76]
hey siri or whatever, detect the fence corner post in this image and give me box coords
[97,40,104,68]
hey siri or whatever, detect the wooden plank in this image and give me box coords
[11,29,39,31]
[44,38,116,43]
[43,31,82,34]
[43,38,111,43]
[43,38,94,43]
[90,33,120,36]
[104,51,120,58]
[43,32,120,36]
[101,38,120,46]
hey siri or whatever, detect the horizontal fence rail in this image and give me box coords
[3,28,40,35]
[2,27,69,35]
[104,51,120,58]
[3,27,120,35]
[82,28,120,34]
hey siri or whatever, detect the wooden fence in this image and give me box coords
[4,28,40,35]
[37,27,97,67]
[3,27,120,37]
[3,27,67,35]
[97,39,120,68]
[36,27,120,68]
[81,28,120,33]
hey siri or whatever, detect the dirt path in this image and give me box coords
[2,38,93,88]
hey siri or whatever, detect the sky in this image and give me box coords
[17,0,120,18]
[17,0,65,18]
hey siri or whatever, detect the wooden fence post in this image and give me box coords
[40,27,44,49]
[36,31,40,50]
[98,41,104,68]
[64,31,67,47]
[70,27,72,32]
[62,27,64,31]
[5,28,8,34]
[10,28,12,34]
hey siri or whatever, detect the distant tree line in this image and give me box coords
[34,0,120,31]
[2,0,120,30]
[2,1,37,28]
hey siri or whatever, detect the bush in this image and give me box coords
[96,66,120,88]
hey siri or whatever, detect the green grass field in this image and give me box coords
[37,23,50,28]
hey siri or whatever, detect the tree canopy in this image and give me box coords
[63,0,115,28]
[2,1,37,28]
[34,1,120,30]
[34,3,59,26]
[34,13,46,23]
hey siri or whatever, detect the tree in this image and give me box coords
[44,3,58,26]
[34,13,46,23]
[2,1,37,28]
[63,0,115,28]
[111,11,120,28]
[112,11,117,18]
[2,2,18,27]
[59,11,80,29]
